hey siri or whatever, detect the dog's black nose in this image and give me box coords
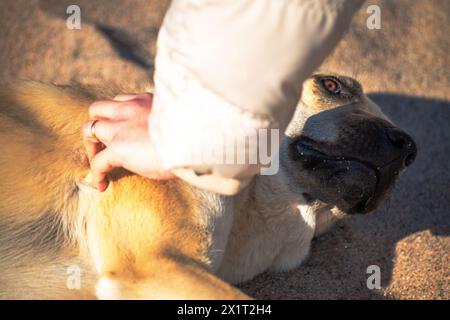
[385,127,417,167]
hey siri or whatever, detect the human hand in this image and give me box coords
[82,93,175,192]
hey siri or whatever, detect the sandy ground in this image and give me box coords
[0,0,448,299]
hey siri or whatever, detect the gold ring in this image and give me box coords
[90,119,99,141]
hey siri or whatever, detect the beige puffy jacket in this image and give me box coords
[149,0,363,195]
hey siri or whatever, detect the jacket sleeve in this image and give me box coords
[149,0,363,195]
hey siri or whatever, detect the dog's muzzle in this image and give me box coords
[292,114,417,214]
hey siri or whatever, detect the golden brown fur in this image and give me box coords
[0,82,248,299]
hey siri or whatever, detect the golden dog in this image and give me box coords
[0,74,417,299]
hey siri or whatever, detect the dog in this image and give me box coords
[0,74,417,299]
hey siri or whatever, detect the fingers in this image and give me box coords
[90,147,116,192]
[81,92,155,192]
[113,94,140,101]
[83,134,104,165]
[114,92,153,103]
[81,120,116,191]
[82,120,119,170]
[89,100,134,120]
[82,119,119,145]
[89,93,152,120]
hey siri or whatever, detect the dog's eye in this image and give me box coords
[322,78,341,95]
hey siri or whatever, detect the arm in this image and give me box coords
[83,0,363,195]
[150,0,363,194]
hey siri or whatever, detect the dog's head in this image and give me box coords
[281,74,417,214]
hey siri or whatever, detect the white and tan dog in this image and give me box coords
[0,74,417,299]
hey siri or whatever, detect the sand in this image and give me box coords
[0,0,448,299]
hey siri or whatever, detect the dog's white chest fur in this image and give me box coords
[199,173,338,284]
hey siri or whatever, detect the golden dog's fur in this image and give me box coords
[0,82,248,299]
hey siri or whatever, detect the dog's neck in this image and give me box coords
[234,169,308,221]
[234,169,341,237]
